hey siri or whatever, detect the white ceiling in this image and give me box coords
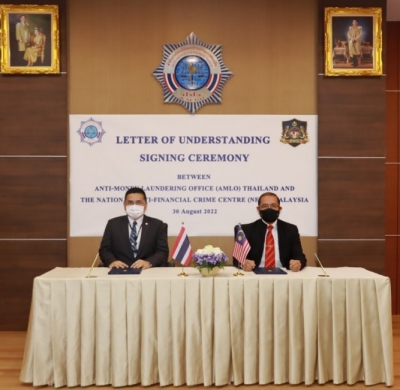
[387,0,400,21]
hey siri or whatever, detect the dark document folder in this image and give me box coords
[253,267,287,275]
[108,268,142,275]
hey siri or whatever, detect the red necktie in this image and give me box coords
[265,225,275,268]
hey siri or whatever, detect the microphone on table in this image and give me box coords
[314,253,330,277]
[86,253,99,278]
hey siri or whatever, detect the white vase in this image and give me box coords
[199,267,220,277]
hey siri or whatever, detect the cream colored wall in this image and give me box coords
[68,0,317,267]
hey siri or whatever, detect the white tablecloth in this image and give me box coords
[20,266,393,387]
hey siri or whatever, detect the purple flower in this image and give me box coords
[193,245,228,270]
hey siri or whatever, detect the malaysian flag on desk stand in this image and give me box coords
[233,224,251,276]
[171,224,193,277]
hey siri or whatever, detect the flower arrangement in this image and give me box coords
[193,245,229,274]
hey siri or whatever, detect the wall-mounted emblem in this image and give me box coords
[152,32,233,114]
[280,119,309,147]
[77,118,106,147]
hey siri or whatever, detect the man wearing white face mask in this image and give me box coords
[99,187,169,269]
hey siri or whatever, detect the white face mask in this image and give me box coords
[126,204,145,220]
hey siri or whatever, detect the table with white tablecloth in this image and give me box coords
[20,266,393,387]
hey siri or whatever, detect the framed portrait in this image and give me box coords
[0,4,59,74]
[324,7,382,76]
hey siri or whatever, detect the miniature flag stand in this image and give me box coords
[171,223,193,277]
[232,224,251,277]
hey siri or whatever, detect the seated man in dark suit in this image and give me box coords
[99,187,169,269]
[233,192,306,272]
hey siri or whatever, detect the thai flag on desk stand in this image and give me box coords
[233,225,251,265]
[171,226,193,266]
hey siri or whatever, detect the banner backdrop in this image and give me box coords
[70,115,317,237]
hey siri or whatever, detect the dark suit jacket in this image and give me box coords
[99,215,169,267]
[233,219,307,270]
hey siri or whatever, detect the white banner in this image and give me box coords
[70,115,317,237]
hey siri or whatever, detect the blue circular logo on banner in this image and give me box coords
[77,118,106,147]
[84,125,99,139]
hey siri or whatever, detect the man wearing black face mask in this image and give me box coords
[233,192,307,272]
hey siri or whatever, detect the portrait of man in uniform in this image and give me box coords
[331,16,373,69]
[324,7,382,76]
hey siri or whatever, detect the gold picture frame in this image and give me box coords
[0,4,59,74]
[324,7,382,76]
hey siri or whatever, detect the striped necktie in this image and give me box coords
[130,221,138,256]
[265,225,275,268]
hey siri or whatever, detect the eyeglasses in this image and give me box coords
[259,203,280,210]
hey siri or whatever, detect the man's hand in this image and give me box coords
[131,259,151,270]
[109,260,128,269]
[289,259,301,272]
[242,259,256,272]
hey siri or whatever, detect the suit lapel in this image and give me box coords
[253,219,267,265]
[122,216,134,260]
[136,215,149,259]
[277,220,288,266]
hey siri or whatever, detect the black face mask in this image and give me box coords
[260,208,279,223]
